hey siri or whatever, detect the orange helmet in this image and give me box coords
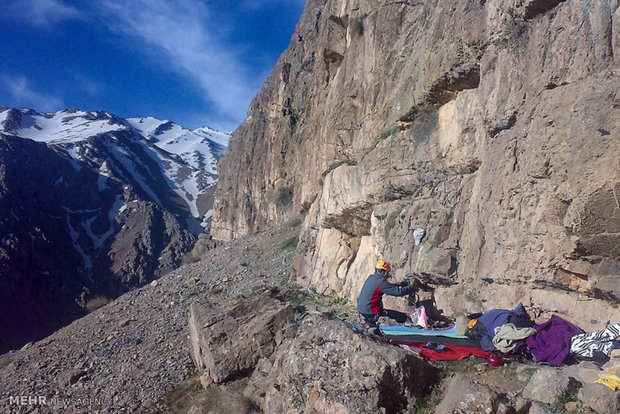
[375,260,391,272]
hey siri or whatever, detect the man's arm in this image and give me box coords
[379,278,415,297]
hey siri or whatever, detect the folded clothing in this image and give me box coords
[570,323,620,359]
[492,323,537,353]
[595,375,620,391]
[478,302,534,338]
[526,315,583,366]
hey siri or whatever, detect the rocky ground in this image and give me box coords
[2,218,619,413]
[0,219,299,413]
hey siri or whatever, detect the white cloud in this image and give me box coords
[73,75,103,96]
[96,0,261,126]
[2,0,82,27]
[1,75,64,112]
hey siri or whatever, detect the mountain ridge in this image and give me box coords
[0,106,229,353]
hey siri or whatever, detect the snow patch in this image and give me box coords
[65,214,92,272]
[0,109,8,126]
[81,195,124,250]
[64,206,100,213]
[109,195,125,220]
[107,143,164,206]
[5,108,228,227]
[99,161,112,177]
[201,209,213,228]
[13,110,124,143]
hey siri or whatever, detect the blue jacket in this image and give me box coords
[357,270,414,315]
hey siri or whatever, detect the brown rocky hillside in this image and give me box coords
[0,221,298,413]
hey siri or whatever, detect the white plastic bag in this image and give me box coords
[413,228,426,246]
[410,305,428,328]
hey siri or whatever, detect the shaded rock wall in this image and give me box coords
[212,0,620,328]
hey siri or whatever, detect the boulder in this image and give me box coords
[521,367,574,405]
[245,314,438,413]
[578,383,620,414]
[188,288,295,385]
[528,402,551,414]
[601,358,620,376]
[563,361,602,385]
[435,373,500,414]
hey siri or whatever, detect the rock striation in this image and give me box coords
[212,0,620,328]
[188,288,296,386]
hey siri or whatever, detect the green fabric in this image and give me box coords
[492,323,536,353]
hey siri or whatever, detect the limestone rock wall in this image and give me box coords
[212,0,620,329]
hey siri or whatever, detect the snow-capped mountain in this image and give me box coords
[0,108,229,230]
[0,106,230,353]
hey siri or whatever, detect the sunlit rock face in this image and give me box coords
[212,0,619,328]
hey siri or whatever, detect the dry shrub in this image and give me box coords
[86,296,110,312]
[182,252,201,264]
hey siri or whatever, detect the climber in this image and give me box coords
[357,260,416,328]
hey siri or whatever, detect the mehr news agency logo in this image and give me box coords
[8,395,109,408]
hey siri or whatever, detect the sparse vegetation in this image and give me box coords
[494,19,532,50]
[300,53,315,72]
[378,123,406,141]
[384,208,403,239]
[281,100,301,128]
[414,358,480,413]
[349,236,361,255]
[276,186,294,207]
[285,215,303,228]
[273,273,357,320]
[414,378,445,413]
[85,296,110,312]
[158,376,258,414]
[546,385,583,414]
[278,271,294,287]
[299,288,357,320]
[280,235,299,251]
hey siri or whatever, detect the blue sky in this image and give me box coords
[0,0,306,131]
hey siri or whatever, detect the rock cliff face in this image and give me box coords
[212,0,620,328]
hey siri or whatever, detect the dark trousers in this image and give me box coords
[360,309,409,326]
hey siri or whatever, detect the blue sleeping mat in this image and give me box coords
[379,324,465,338]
